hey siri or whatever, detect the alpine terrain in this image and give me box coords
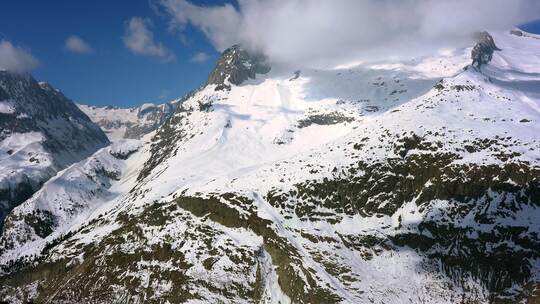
[78,102,178,140]
[0,71,109,230]
[0,29,540,304]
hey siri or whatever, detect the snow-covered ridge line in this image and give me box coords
[0,140,141,267]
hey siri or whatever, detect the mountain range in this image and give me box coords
[77,102,178,141]
[0,29,539,303]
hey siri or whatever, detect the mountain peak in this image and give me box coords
[207,44,271,90]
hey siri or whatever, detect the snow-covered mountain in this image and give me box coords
[78,102,177,140]
[1,30,540,303]
[0,71,109,230]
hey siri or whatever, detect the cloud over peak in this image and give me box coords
[123,17,175,62]
[64,35,94,54]
[159,0,540,67]
[0,40,39,73]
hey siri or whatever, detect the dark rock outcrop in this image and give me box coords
[510,29,524,37]
[207,45,271,90]
[471,32,501,68]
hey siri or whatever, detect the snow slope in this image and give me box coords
[1,30,539,303]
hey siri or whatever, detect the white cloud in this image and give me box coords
[159,0,240,51]
[190,52,210,63]
[0,40,39,73]
[123,17,175,62]
[159,0,540,67]
[64,35,94,54]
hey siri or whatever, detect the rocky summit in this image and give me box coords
[0,29,540,304]
[207,44,271,90]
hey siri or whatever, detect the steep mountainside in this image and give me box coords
[78,102,177,140]
[0,72,109,229]
[1,31,539,304]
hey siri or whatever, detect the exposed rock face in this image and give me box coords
[471,32,501,68]
[0,73,108,146]
[0,71,109,228]
[511,29,524,37]
[207,45,271,90]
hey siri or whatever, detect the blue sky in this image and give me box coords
[0,0,228,107]
[1,1,539,108]
[521,20,540,34]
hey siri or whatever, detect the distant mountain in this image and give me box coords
[1,31,540,304]
[0,71,109,229]
[78,102,177,140]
